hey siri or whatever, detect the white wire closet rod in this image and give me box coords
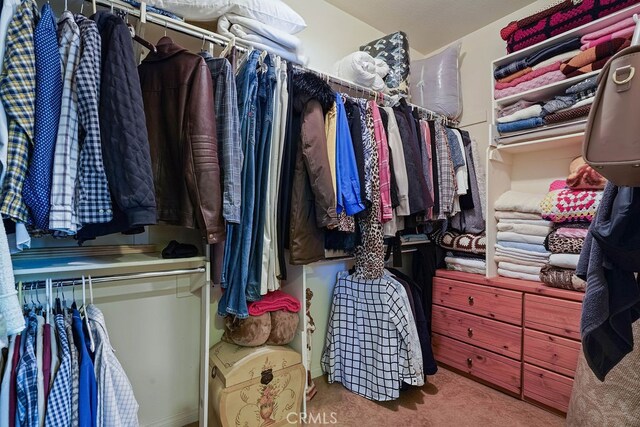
[17,267,206,288]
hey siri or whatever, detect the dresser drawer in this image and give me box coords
[523,363,574,413]
[432,305,522,359]
[433,333,521,394]
[524,329,581,378]
[524,294,581,340]
[433,277,523,325]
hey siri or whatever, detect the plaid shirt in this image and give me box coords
[45,314,72,427]
[435,120,455,219]
[0,0,38,225]
[322,271,424,401]
[88,305,139,427]
[23,3,62,231]
[199,52,243,224]
[576,87,596,102]
[75,15,113,226]
[65,314,80,427]
[17,313,39,427]
[50,11,80,235]
[494,58,528,80]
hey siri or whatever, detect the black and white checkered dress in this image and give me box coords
[321,271,424,401]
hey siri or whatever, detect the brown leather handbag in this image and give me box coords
[584,44,640,186]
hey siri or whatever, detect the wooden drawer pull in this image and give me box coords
[466,358,473,368]
[468,296,474,305]
[467,328,474,337]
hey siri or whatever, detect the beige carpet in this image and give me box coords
[306,368,564,427]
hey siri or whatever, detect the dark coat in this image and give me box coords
[288,71,338,265]
[79,12,156,242]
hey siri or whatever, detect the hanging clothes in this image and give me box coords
[0,0,20,188]
[17,312,39,427]
[45,314,71,427]
[72,309,97,427]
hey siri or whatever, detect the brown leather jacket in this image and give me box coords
[289,72,338,264]
[138,37,224,244]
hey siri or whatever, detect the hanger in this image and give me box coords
[164,21,168,37]
[200,34,207,52]
[81,276,96,353]
[220,35,235,58]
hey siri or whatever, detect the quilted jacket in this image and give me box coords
[79,11,156,242]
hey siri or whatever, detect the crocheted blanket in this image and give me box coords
[540,188,603,223]
[436,230,486,255]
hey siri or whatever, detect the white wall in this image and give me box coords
[444,0,558,167]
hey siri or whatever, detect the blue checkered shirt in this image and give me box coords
[17,312,39,427]
[0,0,38,225]
[75,15,113,226]
[50,11,81,235]
[88,305,139,427]
[45,314,72,427]
[22,3,62,231]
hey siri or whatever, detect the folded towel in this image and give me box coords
[544,104,592,125]
[446,263,486,275]
[494,70,566,99]
[497,222,552,236]
[497,117,544,133]
[445,256,486,269]
[497,105,543,123]
[248,290,301,316]
[498,268,541,282]
[333,51,389,92]
[497,240,550,254]
[497,231,546,245]
[495,62,561,90]
[581,25,635,50]
[581,16,635,44]
[495,254,547,268]
[549,253,580,269]
[495,190,545,214]
[561,37,630,75]
[495,211,543,220]
[497,100,537,117]
[565,76,598,94]
[540,188,603,223]
[531,50,581,70]
[495,247,550,263]
[498,218,552,227]
[498,262,542,276]
[539,264,586,291]
[497,68,532,84]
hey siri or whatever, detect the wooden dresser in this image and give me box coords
[432,270,584,413]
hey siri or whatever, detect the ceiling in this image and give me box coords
[326,0,537,54]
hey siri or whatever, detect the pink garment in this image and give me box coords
[581,25,635,50]
[248,290,301,316]
[370,101,393,223]
[421,121,435,221]
[581,16,635,43]
[495,61,561,90]
[556,227,589,239]
[495,70,566,99]
[549,179,568,191]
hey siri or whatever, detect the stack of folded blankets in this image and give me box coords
[494,191,551,281]
[539,157,607,291]
[499,0,640,54]
[435,229,486,275]
[496,75,598,139]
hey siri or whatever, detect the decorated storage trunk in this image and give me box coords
[208,342,306,427]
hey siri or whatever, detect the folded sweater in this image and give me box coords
[495,70,566,99]
[496,104,542,123]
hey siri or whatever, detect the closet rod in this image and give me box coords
[292,64,459,127]
[90,0,458,127]
[16,267,206,289]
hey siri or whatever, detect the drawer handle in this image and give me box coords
[468,296,474,305]
[466,358,473,368]
[467,328,474,337]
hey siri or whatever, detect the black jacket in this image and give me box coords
[79,12,156,241]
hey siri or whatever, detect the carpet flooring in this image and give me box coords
[306,368,564,427]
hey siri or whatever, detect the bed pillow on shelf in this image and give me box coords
[360,31,411,96]
[410,42,462,119]
[145,0,307,34]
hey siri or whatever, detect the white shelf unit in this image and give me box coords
[486,4,640,277]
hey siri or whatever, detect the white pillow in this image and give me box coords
[147,0,307,34]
